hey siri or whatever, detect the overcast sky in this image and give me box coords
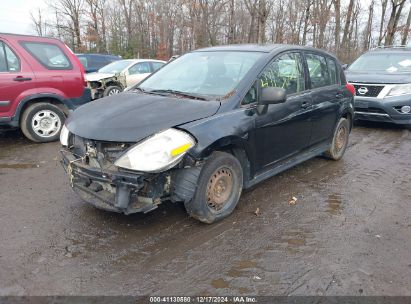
[0,0,48,35]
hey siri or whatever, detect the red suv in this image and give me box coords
[0,33,91,142]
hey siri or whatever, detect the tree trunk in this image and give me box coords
[333,0,341,51]
[401,5,411,45]
[385,0,407,46]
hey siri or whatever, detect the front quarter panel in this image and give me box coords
[180,107,257,173]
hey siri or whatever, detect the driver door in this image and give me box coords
[126,62,151,87]
[253,52,313,171]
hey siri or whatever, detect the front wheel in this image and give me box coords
[20,102,65,143]
[184,151,243,224]
[324,117,350,160]
[103,85,122,97]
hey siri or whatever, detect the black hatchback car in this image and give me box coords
[61,44,354,224]
[346,46,411,128]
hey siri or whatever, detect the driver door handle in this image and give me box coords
[13,76,32,82]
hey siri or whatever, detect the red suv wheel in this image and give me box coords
[20,103,65,142]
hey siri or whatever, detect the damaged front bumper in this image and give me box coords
[61,149,167,214]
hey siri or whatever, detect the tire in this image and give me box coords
[184,151,243,224]
[20,102,65,143]
[324,117,350,160]
[103,86,122,97]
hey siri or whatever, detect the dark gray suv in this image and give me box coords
[345,46,411,128]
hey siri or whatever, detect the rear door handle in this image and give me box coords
[13,76,32,82]
[301,101,310,109]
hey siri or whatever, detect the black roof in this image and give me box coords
[194,44,336,58]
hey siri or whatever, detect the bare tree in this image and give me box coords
[30,8,48,37]
[385,0,407,45]
[49,0,85,51]
[32,0,411,63]
[401,4,411,44]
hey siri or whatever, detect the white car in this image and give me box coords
[85,59,166,99]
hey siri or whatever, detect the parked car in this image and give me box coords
[86,59,166,99]
[346,46,411,128]
[61,44,354,223]
[0,33,91,142]
[76,53,121,73]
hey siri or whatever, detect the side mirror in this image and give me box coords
[342,64,349,70]
[260,87,287,105]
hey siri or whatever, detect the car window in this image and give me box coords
[139,51,263,97]
[129,62,151,75]
[326,57,339,85]
[348,52,411,72]
[21,42,71,70]
[306,53,332,89]
[0,41,20,72]
[151,62,165,72]
[242,84,258,105]
[98,60,134,73]
[259,52,305,95]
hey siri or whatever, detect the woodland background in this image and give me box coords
[30,0,411,63]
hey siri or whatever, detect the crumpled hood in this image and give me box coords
[66,92,221,142]
[346,71,411,84]
[85,72,116,82]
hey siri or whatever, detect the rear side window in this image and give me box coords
[151,62,165,72]
[0,41,20,72]
[326,57,339,85]
[21,41,72,70]
[306,53,331,89]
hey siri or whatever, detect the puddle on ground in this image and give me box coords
[0,163,38,169]
[326,193,343,215]
[237,287,252,294]
[235,260,257,269]
[280,230,309,254]
[211,278,229,289]
[286,238,306,246]
[227,260,257,278]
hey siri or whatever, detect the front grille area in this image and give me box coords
[70,135,133,169]
[355,107,387,114]
[352,84,384,97]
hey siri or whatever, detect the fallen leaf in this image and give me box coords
[289,196,298,205]
[254,207,260,216]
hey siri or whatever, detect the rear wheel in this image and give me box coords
[324,117,350,160]
[184,151,243,224]
[20,102,65,143]
[103,85,122,97]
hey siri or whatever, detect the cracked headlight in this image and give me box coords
[386,83,411,97]
[60,124,70,147]
[115,128,196,172]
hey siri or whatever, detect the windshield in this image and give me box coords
[98,60,134,73]
[349,52,411,73]
[139,51,263,97]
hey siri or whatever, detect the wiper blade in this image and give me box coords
[149,89,208,100]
